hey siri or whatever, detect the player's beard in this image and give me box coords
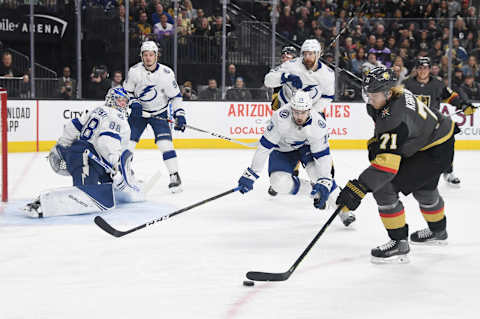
[303,59,315,70]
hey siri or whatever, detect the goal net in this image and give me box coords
[0,88,7,202]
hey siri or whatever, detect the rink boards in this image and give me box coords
[5,99,480,152]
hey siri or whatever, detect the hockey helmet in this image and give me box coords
[105,87,129,111]
[363,67,398,93]
[415,56,431,68]
[281,46,297,57]
[301,39,322,56]
[140,41,159,56]
[291,91,312,112]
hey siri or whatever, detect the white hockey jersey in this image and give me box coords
[264,58,335,109]
[58,106,131,167]
[123,62,182,114]
[249,105,332,180]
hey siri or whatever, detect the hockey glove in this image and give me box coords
[130,101,142,118]
[281,73,303,89]
[336,179,368,212]
[173,108,187,132]
[458,102,477,116]
[311,178,332,209]
[238,167,259,194]
[367,137,379,162]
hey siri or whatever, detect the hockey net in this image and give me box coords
[0,88,7,202]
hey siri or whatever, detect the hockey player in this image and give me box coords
[124,41,186,193]
[264,39,335,111]
[335,67,469,263]
[271,46,298,111]
[403,56,476,187]
[25,88,144,218]
[237,91,355,227]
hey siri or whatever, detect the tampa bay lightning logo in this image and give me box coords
[266,121,274,131]
[318,118,326,128]
[279,109,290,118]
[138,85,158,102]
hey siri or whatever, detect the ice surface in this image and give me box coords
[1,149,479,319]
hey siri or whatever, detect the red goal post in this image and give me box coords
[0,88,7,202]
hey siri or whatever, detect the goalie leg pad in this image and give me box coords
[35,183,115,217]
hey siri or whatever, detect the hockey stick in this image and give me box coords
[246,205,343,282]
[142,111,258,148]
[94,186,241,237]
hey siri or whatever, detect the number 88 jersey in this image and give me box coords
[58,106,131,166]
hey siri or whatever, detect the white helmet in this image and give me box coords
[140,41,159,56]
[301,39,322,56]
[291,91,312,112]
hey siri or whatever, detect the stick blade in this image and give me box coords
[94,216,126,238]
[246,271,291,282]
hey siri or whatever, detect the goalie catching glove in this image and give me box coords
[336,179,368,211]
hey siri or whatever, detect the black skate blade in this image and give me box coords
[246,271,291,282]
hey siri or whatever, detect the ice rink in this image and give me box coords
[1,148,479,319]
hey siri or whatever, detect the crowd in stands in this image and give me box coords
[243,0,480,101]
[2,0,480,102]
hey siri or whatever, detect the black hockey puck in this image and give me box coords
[243,280,255,287]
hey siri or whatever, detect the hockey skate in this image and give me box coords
[168,172,183,193]
[443,172,460,188]
[410,228,448,246]
[371,239,410,264]
[339,210,356,227]
[267,186,278,197]
[24,197,43,218]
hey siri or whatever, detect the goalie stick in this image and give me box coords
[94,186,241,237]
[246,205,343,282]
[142,111,258,148]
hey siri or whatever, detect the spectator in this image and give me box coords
[312,27,326,47]
[362,52,385,76]
[291,19,310,45]
[58,66,77,99]
[431,64,443,81]
[226,77,253,101]
[452,67,464,91]
[151,3,174,26]
[369,37,392,67]
[110,70,123,88]
[351,47,367,76]
[226,64,237,87]
[198,79,221,100]
[0,51,29,97]
[87,65,110,99]
[0,51,22,77]
[460,73,480,101]
[153,13,174,41]
[430,39,445,64]
[278,6,296,39]
[393,56,409,83]
[461,56,480,81]
[192,8,206,30]
[134,0,149,22]
[183,0,197,21]
[134,11,153,42]
[182,81,197,100]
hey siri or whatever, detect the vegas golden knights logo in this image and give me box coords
[414,94,431,107]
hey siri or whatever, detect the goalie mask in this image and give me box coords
[105,87,129,113]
